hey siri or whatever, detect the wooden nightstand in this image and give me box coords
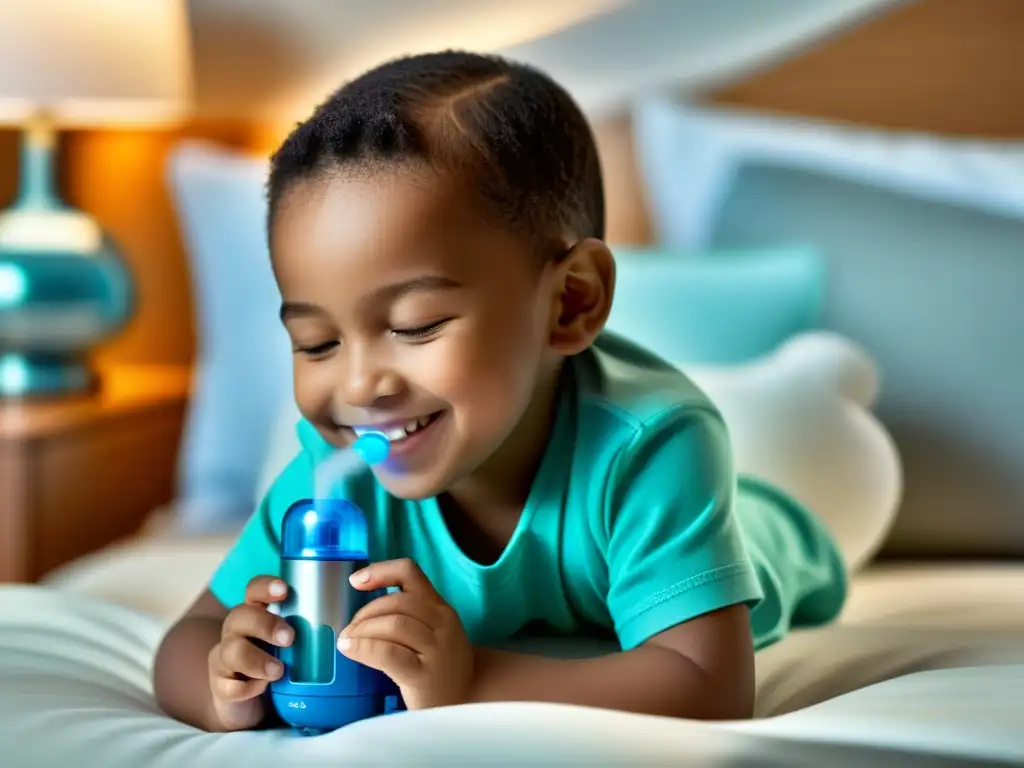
[0,366,191,583]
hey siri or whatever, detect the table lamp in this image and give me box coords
[0,0,192,397]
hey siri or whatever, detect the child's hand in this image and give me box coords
[339,558,474,710]
[207,575,293,731]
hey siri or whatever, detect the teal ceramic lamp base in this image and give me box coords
[0,121,133,398]
[0,353,93,396]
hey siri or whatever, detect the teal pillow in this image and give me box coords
[605,245,824,364]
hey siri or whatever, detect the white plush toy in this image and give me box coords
[685,331,903,573]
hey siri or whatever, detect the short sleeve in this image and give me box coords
[604,406,764,650]
[208,449,314,609]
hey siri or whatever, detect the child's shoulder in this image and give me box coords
[572,332,723,441]
[556,333,732,513]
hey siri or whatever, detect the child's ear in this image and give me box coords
[548,238,616,356]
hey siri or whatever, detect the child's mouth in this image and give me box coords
[351,411,443,444]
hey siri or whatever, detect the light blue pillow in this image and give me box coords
[606,245,824,365]
[167,142,293,531]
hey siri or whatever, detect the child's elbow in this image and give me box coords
[706,654,756,721]
[680,666,754,722]
[716,680,755,721]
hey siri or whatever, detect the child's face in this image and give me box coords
[272,169,565,500]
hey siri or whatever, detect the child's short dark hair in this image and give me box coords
[267,50,605,248]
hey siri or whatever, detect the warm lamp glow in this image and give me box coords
[279,0,624,128]
[0,209,101,252]
[0,0,193,128]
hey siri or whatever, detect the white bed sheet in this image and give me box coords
[841,562,1024,630]
[18,539,1024,765]
[1,584,1022,767]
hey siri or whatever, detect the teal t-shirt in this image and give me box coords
[210,333,846,652]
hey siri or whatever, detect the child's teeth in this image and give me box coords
[354,426,405,441]
[355,416,436,442]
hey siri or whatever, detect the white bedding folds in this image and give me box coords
[3,566,1024,766]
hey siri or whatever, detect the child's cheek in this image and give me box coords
[293,356,339,423]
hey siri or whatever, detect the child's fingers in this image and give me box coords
[212,673,267,703]
[244,575,288,605]
[349,558,442,601]
[208,641,273,704]
[340,612,434,655]
[337,635,421,681]
[346,590,441,631]
[223,603,294,648]
[218,636,283,683]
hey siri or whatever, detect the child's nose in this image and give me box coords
[340,348,404,407]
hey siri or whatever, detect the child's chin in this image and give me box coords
[375,472,445,502]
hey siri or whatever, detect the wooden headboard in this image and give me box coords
[1,0,1020,369]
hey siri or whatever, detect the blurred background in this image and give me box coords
[1,0,1022,591]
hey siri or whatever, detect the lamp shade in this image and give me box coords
[0,0,192,127]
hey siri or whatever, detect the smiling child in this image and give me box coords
[153,51,846,732]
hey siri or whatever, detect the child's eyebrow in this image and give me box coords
[279,301,323,322]
[366,275,462,304]
[279,276,461,323]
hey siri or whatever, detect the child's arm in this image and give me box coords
[453,408,761,718]
[468,604,755,719]
[153,590,231,730]
[342,559,754,719]
[463,407,758,720]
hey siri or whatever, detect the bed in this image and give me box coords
[10,330,1023,766]
[4,0,1024,764]
[7,556,1024,765]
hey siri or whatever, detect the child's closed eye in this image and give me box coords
[294,340,339,357]
[391,318,452,341]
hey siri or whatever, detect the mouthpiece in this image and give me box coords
[352,432,390,466]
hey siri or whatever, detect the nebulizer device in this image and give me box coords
[269,432,403,736]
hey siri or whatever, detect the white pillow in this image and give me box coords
[633,98,1024,250]
[167,141,293,532]
[257,332,901,573]
[632,98,1024,559]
